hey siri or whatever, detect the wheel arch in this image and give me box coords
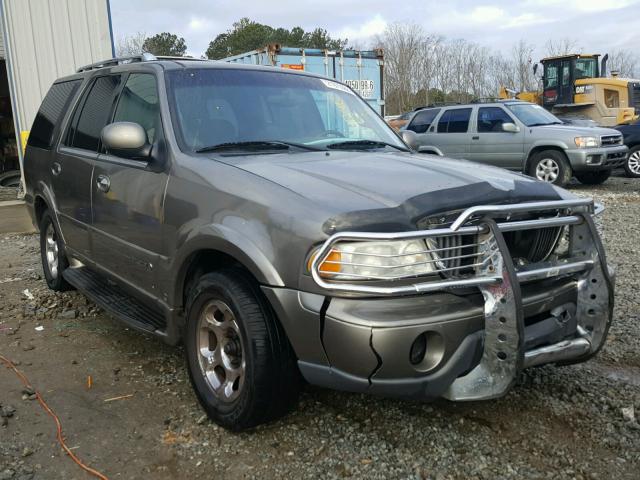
[172,225,285,311]
[525,145,570,173]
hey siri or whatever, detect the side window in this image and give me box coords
[562,62,571,86]
[407,109,440,134]
[112,74,161,144]
[544,65,558,89]
[28,80,82,149]
[67,75,122,152]
[438,108,471,133]
[477,107,514,133]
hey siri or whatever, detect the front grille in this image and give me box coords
[425,226,561,277]
[600,134,623,147]
[427,235,480,277]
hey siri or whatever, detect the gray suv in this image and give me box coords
[24,55,614,431]
[403,101,628,186]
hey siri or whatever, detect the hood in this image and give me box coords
[534,124,622,137]
[215,151,572,233]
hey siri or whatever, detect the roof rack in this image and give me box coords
[76,53,208,73]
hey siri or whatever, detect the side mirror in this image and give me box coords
[501,122,520,133]
[401,130,419,150]
[101,122,151,159]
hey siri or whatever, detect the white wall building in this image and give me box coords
[0,0,114,188]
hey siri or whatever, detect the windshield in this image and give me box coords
[165,68,405,153]
[575,58,597,79]
[505,103,562,127]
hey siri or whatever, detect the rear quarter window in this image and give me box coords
[407,109,440,134]
[28,80,82,149]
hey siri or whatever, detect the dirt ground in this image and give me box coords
[1,176,639,480]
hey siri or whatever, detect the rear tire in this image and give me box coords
[0,170,21,188]
[184,269,299,431]
[624,145,640,178]
[527,150,572,187]
[39,210,73,291]
[575,169,612,185]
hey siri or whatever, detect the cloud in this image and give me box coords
[463,5,549,28]
[337,15,388,41]
[526,0,638,12]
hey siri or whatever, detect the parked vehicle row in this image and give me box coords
[398,100,628,187]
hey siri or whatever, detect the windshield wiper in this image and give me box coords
[196,140,323,153]
[326,139,409,152]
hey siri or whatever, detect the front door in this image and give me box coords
[91,73,168,294]
[55,74,123,257]
[469,106,524,169]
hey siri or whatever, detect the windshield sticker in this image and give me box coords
[321,79,355,95]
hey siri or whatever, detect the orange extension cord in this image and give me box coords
[0,354,109,480]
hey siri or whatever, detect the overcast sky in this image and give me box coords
[110,0,640,58]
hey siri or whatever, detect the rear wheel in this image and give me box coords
[39,210,72,291]
[184,269,299,431]
[528,150,572,187]
[0,170,21,188]
[575,169,612,185]
[624,146,640,178]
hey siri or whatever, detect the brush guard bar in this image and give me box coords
[310,199,614,401]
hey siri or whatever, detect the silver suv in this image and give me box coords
[402,101,628,186]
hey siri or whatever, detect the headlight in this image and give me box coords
[574,136,599,148]
[309,240,437,280]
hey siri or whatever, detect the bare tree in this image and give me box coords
[510,39,537,92]
[116,32,148,57]
[607,49,639,77]
[545,38,580,57]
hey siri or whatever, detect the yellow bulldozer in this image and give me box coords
[499,53,640,126]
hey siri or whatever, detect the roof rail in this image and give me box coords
[76,53,208,72]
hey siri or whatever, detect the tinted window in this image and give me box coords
[112,74,161,143]
[28,80,81,149]
[437,108,471,133]
[68,75,121,151]
[477,107,513,133]
[545,65,558,88]
[407,109,440,133]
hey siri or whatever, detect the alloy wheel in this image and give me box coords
[45,223,59,279]
[535,158,559,183]
[196,300,245,402]
[628,150,640,176]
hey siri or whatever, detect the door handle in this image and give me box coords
[96,174,111,193]
[51,162,62,176]
[472,136,480,140]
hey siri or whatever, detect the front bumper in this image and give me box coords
[264,200,614,401]
[566,145,628,170]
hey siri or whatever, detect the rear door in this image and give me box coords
[55,74,122,257]
[90,72,169,294]
[434,108,472,158]
[469,106,524,168]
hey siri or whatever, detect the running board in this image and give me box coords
[63,267,167,334]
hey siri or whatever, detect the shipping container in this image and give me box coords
[223,45,385,116]
[0,0,114,190]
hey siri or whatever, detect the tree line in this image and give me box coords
[117,20,640,115]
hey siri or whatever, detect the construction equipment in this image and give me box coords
[499,54,640,126]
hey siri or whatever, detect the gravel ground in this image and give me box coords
[1,175,639,480]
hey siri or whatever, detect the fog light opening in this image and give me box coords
[409,331,445,373]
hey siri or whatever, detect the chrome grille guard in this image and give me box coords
[310,199,594,296]
[310,198,614,401]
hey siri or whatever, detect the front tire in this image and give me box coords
[575,169,612,185]
[184,269,299,431]
[624,145,640,178]
[39,210,72,291]
[528,150,572,187]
